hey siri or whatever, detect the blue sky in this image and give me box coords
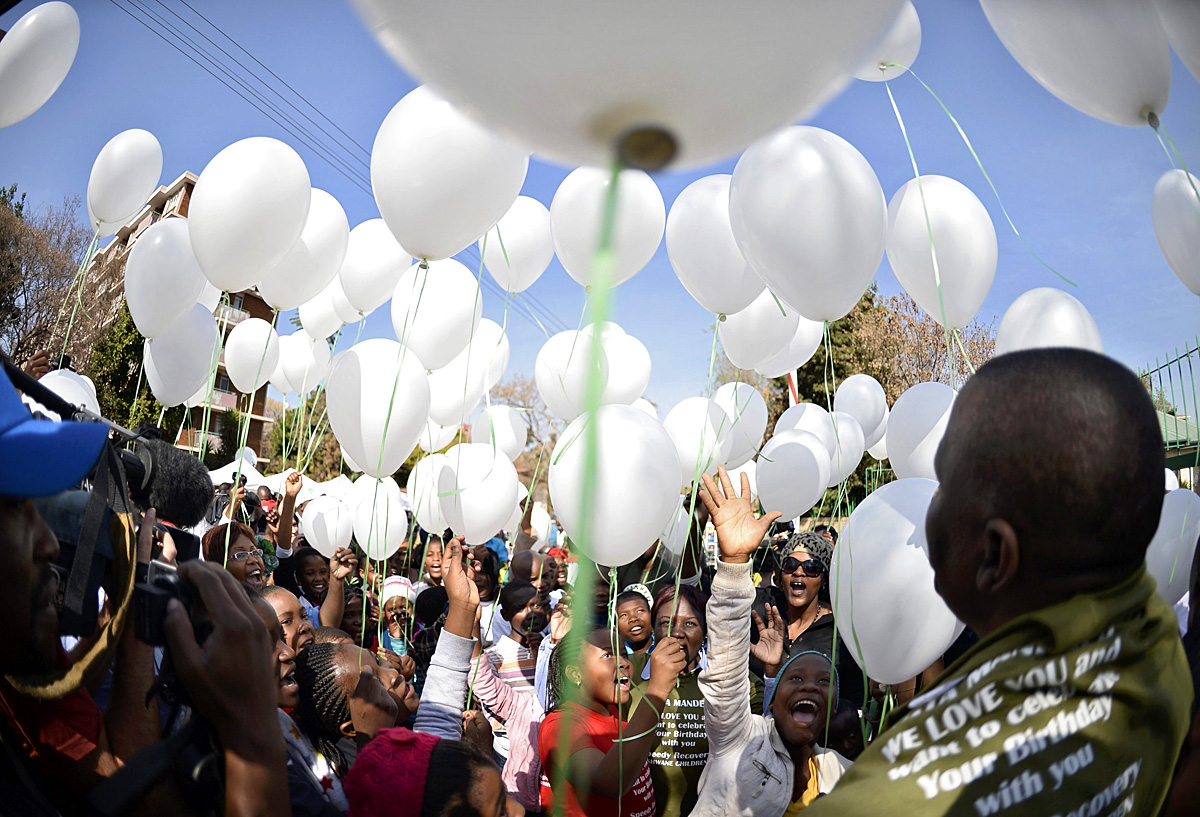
[2,0,1198,414]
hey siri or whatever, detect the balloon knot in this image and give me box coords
[1146,110,1160,130]
[616,126,677,172]
[718,313,727,322]
[419,259,429,270]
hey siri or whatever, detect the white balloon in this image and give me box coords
[1156,0,1200,84]
[350,0,905,169]
[534,330,609,421]
[631,398,658,420]
[599,332,651,405]
[503,483,531,538]
[1152,169,1200,296]
[301,496,354,558]
[329,276,361,324]
[481,196,554,293]
[827,411,866,487]
[775,403,837,457]
[390,259,482,370]
[418,417,459,454]
[867,431,889,461]
[853,0,921,81]
[439,443,520,544]
[886,176,997,329]
[665,175,764,315]
[887,382,955,481]
[980,0,1170,127]
[550,167,665,288]
[189,137,311,292]
[353,485,409,561]
[994,288,1104,356]
[186,381,214,408]
[426,344,486,427]
[144,304,221,407]
[0,2,80,129]
[719,289,798,371]
[755,315,825,379]
[581,321,626,342]
[471,405,527,461]
[87,129,163,225]
[863,405,889,450]
[39,370,99,416]
[224,318,280,394]
[196,280,221,312]
[325,339,430,478]
[298,288,344,341]
[830,478,961,684]
[269,353,294,396]
[280,332,332,395]
[408,454,450,533]
[664,397,733,485]
[1165,469,1180,493]
[660,497,691,557]
[371,85,528,260]
[350,474,404,510]
[756,430,831,520]
[549,405,680,566]
[257,188,349,310]
[1145,489,1200,605]
[86,200,124,238]
[725,459,758,500]
[834,374,888,442]
[731,126,886,322]
[340,219,412,313]
[713,382,768,470]
[123,218,206,339]
[473,319,511,393]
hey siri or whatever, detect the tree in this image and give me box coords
[0,185,91,366]
[89,301,185,435]
[266,392,344,481]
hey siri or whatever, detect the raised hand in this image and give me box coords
[750,604,787,678]
[330,547,358,581]
[22,350,50,380]
[549,604,571,645]
[443,536,480,639]
[347,669,399,744]
[462,710,493,755]
[647,635,688,699]
[699,466,781,565]
[284,471,303,499]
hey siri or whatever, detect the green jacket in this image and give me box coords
[806,566,1192,817]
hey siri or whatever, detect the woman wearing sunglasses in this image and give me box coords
[201,520,268,589]
[752,531,864,710]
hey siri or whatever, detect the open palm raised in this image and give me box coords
[699,466,782,565]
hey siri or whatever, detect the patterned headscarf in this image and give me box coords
[776,531,833,574]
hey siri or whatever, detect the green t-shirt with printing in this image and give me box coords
[805,567,1192,817]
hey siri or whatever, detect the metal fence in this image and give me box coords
[1140,337,1200,480]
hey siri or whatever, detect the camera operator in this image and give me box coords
[0,370,289,816]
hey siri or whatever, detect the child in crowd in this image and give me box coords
[615,587,653,655]
[292,545,358,629]
[262,586,316,655]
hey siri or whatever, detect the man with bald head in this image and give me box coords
[806,349,1191,817]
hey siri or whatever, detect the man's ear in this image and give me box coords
[339,719,356,739]
[977,519,1020,594]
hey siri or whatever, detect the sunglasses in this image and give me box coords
[230,548,264,562]
[780,556,824,577]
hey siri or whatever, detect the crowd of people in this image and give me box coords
[0,346,1199,817]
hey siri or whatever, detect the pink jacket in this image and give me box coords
[470,652,545,811]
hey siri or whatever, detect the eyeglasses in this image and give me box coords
[780,556,824,577]
[230,548,264,562]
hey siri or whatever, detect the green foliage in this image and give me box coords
[89,302,185,435]
[1,184,27,219]
[267,392,344,480]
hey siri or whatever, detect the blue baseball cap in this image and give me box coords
[0,371,108,497]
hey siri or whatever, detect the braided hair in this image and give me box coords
[546,629,617,711]
[293,642,353,776]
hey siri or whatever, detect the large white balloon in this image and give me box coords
[438,443,520,544]
[390,259,482,370]
[224,318,281,394]
[471,405,527,461]
[188,137,311,292]
[756,430,831,520]
[350,0,904,169]
[549,405,680,566]
[340,219,412,314]
[123,218,207,339]
[472,318,511,393]
[660,497,691,557]
[197,280,222,312]
[1165,469,1180,493]
[719,289,798,371]
[830,478,962,684]
[1145,489,1200,605]
[994,288,1104,356]
[834,374,888,443]
[599,332,651,406]
[481,196,555,293]
[1156,0,1200,84]
[408,454,450,533]
[87,129,163,225]
[887,382,955,480]
[280,332,332,395]
[863,405,889,450]
[86,200,125,239]
[725,459,758,500]
[325,339,430,478]
[867,431,889,461]
[827,411,866,487]
[713,382,768,470]
[886,176,997,329]
[418,418,459,454]
[731,126,887,322]
[665,175,764,315]
[257,188,349,311]
[979,0,1170,127]
[425,324,509,427]
[551,167,665,288]
[298,288,344,341]
[853,0,921,81]
[0,2,80,129]
[39,370,99,416]
[301,496,354,558]
[664,397,733,485]
[534,330,609,421]
[353,484,409,562]
[775,403,837,457]
[1152,169,1200,296]
[350,474,404,511]
[371,85,528,261]
[144,304,221,407]
[632,398,659,420]
[269,353,293,396]
[755,315,825,379]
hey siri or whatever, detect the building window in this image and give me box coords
[164,189,184,214]
[230,294,244,311]
[215,374,232,393]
